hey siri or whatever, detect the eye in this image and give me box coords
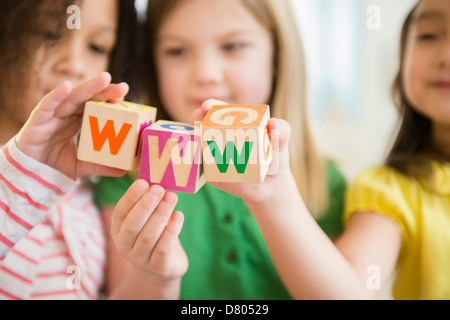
[36,30,62,48]
[39,30,61,42]
[165,47,187,57]
[417,32,438,41]
[223,43,244,52]
[89,43,108,55]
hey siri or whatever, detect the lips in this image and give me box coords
[431,80,450,90]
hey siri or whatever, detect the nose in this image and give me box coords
[193,49,224,86]
[52,40,86,83]
[438,37,450,70]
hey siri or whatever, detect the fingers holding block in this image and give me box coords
[140,121,205,194]
[77,101,157,171]
[202,105,272,183]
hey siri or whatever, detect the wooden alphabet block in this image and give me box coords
[77,101,157,171]
[140,120,205,193]
[202,104,272,183]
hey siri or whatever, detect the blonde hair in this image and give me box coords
[145,0,329,216]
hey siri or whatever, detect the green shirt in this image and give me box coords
[95,161,346,300]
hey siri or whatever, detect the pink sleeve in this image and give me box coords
[0,137,77,260]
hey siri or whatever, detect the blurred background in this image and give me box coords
[293,0,417,182]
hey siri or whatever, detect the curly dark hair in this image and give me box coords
[0,0,140,107]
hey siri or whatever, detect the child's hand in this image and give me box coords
[195,99,293,206]
[110,180,188,282]
[15,72,128,179]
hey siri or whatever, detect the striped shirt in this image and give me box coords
[0,138,106,300]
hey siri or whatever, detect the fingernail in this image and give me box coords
[54,81,72,100]
[164,192,178,204]
[61,80,72,89]
[135,180,149,194]
[171,211,183,223]
[100,72,112,83]
[150,185,164,197]
[269,118,279,130]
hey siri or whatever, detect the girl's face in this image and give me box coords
[6,0,118,140]
[155,0,275,123]
[403,0,450,127]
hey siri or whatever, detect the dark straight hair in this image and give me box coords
[387,2,435,178]
[109,0,141,101]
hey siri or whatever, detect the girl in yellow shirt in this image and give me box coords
[343,0,450,299]
[256,0,450,299]
[342,0,450,299]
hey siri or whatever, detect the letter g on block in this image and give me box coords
[209,107,259,126]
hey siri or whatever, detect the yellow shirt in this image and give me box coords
[344,162,450,300]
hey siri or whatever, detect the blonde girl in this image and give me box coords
[96,0,347,299]
[142,0,346,223]
[180,0,450,300]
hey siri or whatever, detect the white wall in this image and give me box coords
[135,0,148,18]
[293,0,417,181]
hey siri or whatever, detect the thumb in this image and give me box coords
[28,81,73,124]
[268,118,291,153]
[267,118,291,176]
[201,99,228,117]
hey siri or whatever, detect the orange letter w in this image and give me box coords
[89,116,132,155]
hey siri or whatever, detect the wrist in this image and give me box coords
[246,171,301,210]
[246,173,310,235]
[122,269,182,300]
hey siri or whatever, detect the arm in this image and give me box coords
[0,73,130,262]
[199,99,402,299]
[15,72,128,179]
[102,180,188,300]
[247,177,402,300]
